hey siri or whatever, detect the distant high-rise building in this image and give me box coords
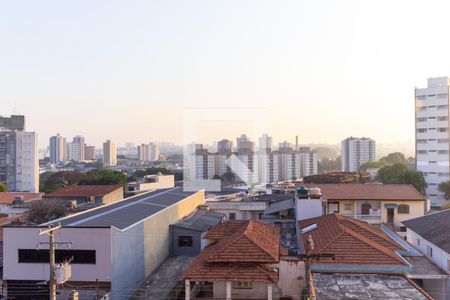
[0,115,38,192]
[137,142,159,162]
[341,137,376,172]
[236,134,254,154]
[68,135,85,161]
[103,140,117,166]
[84,145,96,161]
[49,133,66,163]
[415,77,450,206]
[217,139,232,154]
[258,134,273,151]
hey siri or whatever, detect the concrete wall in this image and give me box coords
[296,198,323,221]
[380,201,425,226]
[170,227,202,256]
[406,229,450,300]
[3,227,112,282]
[110,190,205,299]
[210,209,261,221]
[278,259,305,299]
[103,187,125,205]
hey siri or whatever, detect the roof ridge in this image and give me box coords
[342,227,406,265]
[343,216,403,249]
[315,216,346,253]
[244,223,279,262]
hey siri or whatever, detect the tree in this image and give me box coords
[0,182,8,192]
[318,156,341,172]
[381,152,407,165]
[87,168,127,185]
[28,200,66,224]
[376,163,427,194]
[438,180,450,200]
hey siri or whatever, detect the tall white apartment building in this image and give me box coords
[194,147,215,180]
[103,140,117,166]
[49,133,66,163]
[258,134,273,151]
[68,135,85,162]
[341,137,376,172]
[0,115,38,193]
[137,143,159,162]
[415,77,450,207]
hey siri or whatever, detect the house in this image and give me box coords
[3,187,205,300]
[302,172,370,184]
[287,184,426,229]
[0,192,43,216]
[43,184,124,207]
[403,209,450,300]
[181,220,304,300]
[170,207,225,256]
[298,213,442,299]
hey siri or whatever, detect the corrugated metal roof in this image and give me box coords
[402,209,450,253]
[171,209,224,232]
[206,201,267,211]
[44,187,199,230]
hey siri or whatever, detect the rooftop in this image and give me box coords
[206,200,267,211]
[299,214,409,271]
[0,192,43,204]
[44,184,123,198]
[170,208,224,232]
[306,184,425,201]
[313,273,429,300]
[41,187,199,230]
[402,209,450,253]
[182,220,280,283]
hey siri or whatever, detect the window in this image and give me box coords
[438,105,449,110]
[18,249,96,264]
[232,281,253,289]
[438,128,448,133]
[416,117,427,122]
[416,128,427,133]
[229,212,236,220]
[344,203,352,211]
[399,226,407,232]
[417,239,420,246]
[447,260,450,272]
[427,245,433,258]
[417,150,427,155]
[417,139,427,144]
[178,236,193,247]
[438,138,449,143]
[438,116,448,121]
[398,205,409,214]
[438,150,449,155]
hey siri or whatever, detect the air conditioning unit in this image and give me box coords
[55,262,72,284]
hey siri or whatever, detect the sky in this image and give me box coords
[1,0,450,153]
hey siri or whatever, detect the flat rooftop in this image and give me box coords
[44,187,198,230]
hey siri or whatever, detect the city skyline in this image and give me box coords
[2,1,450,150]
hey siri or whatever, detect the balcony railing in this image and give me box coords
[343,214,382,224]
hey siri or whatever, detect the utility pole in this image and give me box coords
[39,224,70,300]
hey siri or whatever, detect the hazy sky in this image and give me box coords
[1,1,450,151]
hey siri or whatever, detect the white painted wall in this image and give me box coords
[296,198,323,221]
[406,228,450,300]
[3,227,112,282]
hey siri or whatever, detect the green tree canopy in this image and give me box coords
[376,163,427,194]
[0,182,8,192]
[438,180,450,200]
[87,168,127,185]
[318,156,341,172]
[381,152,407,165]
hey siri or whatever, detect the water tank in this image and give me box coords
[309,187,322,197]
[296,187,309,196]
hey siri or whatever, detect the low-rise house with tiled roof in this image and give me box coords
[299,213,444,300]
[44,184,124,207]
[274,183,427,230]
[181,220,304,300]
[0,192,43,216]
[403,209,450,300]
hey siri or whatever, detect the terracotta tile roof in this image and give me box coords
[0,192,43,204]
[298,214,407,266]
[182,220,280,283]
[303,184,426,201]
[44,185,123,198]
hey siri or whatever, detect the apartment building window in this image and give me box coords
[398,204,409,214]
[429,161,438,164]
[438,116,448,121]
[416,117,427,122]
[233,281,253,289]
[417,139,427,144]
[417,150,427,155]
[229,212,236,220]
[438,172,450,176]
[178,236,193,248]
[416,128,427,133]
[437,105,449,110]
[429,128,437,131]
[427,245,433,258]
[428,116,437,120]
[438,128,448,133]
[18,249,96,264]
[438,138,449,143]
[438,150,449,155]
[429,139,436,142]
